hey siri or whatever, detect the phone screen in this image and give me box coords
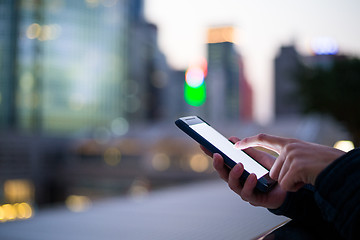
[190,122,269,178]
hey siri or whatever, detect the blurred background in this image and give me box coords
[0,0,359,230]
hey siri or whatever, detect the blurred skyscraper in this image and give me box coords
[0,0,173,135]
[205,26,252,123]
[127,0,170,122]
[1,0,129,134]
[274,45,302,118]
[274,41,340,119]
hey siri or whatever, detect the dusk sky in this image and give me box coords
[145,0,360,124]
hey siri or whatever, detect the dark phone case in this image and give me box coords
[175,117,275,192]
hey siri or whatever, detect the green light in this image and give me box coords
[184,82,206,107]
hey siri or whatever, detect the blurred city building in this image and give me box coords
[18,1,129,134]
[274,39,341,119]
[205,26,253,123]
[0,0,176,134]
[0,0,217,217]
[274,45,302,118]
[127,0,171,122]
[164,69,187,119]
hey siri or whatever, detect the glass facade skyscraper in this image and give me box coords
[2,0,128,134]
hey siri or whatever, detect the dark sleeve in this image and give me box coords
[314,148,360,240]
[268,184,325,226]
[269,148,360,239]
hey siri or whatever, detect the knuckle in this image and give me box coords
[284,142,302,158]
[256,133,267,141]
[284,142,297,152]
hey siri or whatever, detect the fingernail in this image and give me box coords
[233,163,243,175]
[269,169,277,180]
[234,142,241,149]
[269,169,274,178]
[249,173,257,184]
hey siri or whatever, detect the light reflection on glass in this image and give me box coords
[207,26,235,44]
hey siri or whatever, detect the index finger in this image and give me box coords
[200,144,213,157]
[234,134,291,154]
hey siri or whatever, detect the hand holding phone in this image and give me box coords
[175,116,276,192]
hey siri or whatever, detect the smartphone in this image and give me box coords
[175,116,276,192]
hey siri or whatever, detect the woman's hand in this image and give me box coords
[235,134,346,192]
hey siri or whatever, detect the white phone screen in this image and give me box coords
[190,122,268,178]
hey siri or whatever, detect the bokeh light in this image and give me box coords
[111,117,129,136]
[26,23,41,39]
[103,147,121,166]
[151,153,171,171]
[184,66,206,107]
[333,140,354,152]
[26,23,61,41]
[16,203,33,219]
[0,203,32,222]
[311,37,338,55]
[189,154,210,173]
[128,179,150,200]
[65,195,92,212]
[185,67,204,88]
[4,180,34,203]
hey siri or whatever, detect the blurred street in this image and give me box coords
[0,180,288,240]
